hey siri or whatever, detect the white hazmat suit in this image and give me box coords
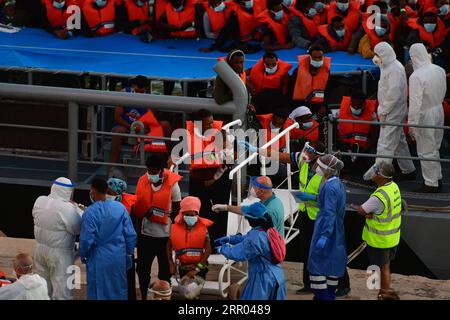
[408,43,446,188]
[374,42,416,174]
[32,177,83,300]
[0,274,50,300]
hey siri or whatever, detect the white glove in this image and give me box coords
[378,114,386,123]
[212,204,227,212]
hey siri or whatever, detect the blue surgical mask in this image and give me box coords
[314,2,325,12]
[183,215,198,226]
[214,2,226,12]
[310,57,323,68]
[271,9,283,20]
[375,26,387,36]
[335,29,345,37]
[53,1,65,9]
[135,0,145,7]
[439,4,449,15]
[423,23,436,33]
[95,0,107,7]
[337,2,349,11]
[302,121,313,129]
[307,7,317,17]
[350,106,362,116]
[244,0,253,9]
[147,173,160,184]
[283,0,293,7]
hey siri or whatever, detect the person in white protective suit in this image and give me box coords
[371,42,416,180]
[32,177,83,300]
[408,43,447,193]
[0,253,49,300]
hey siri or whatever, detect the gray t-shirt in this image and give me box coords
[361,196,385,215]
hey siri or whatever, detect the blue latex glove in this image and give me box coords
[296,191,317,202]
[315,236,328,249]
[218,243,231,255]
[237,140,258,153]
[213,236,230,247]
[126,255,133,270]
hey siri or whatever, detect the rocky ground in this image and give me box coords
[1,236,450,300]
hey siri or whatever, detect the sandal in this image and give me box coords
[377,289,400,300]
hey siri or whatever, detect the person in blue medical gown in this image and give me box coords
[215,202,286,300]
[79,178,137,300]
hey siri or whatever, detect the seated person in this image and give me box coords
[82,0,120,37]
[156,0,201,39]
[435,0,450,21]
[257,0,294,51]
[406,7,448,49]
[249,51,292,97]
[288,0,321,49]
[227,0,261,53]
[326,0,361,33]
[119,0,153,41]
[256,107,292,151]
[312,0,328,24]
[281,0,296,14]
[289,106,320,144]
[0,0,16,26]
[41,0,79,39]
[288,45,332,114]
[358,14,394,58]
[315,15,353,52]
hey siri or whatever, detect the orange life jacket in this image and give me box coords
[44,0,76,30]
[292,54,331,104]
[165,0,197,38]
[407,17,448,48]
[124,0,151,35]
[318,24,352,51]
[171,214,214,265]
[338,96,377,149]
[256,113,292,150]
[362,18,395,48]
[155,0,168,20]
[290,119,320,142]
[249,58,292,95]
[256,9,290,45]
[327,1,360,32]
[203,2,233,37]
[121,192,137,214]
[187,120,224,170]
[290,8,319,39]
[315,4,329,25]
[253,0,267,16]
[133,110,168,153]
[82,0,116,36]
[134,169,182,224]
[229,2,258,41]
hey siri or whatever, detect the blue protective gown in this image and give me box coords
[220,229,287,300]
[307,177,347,277]
[79,200,137,300]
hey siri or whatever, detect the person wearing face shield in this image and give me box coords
[353,162,401,300]
[81,0,118,37]
[166,196,213,299]
[315,15,353,52]
[357,14,394,58]
[41,0,78,39]
[326,0,361,33]
[134,153,182,299]
[32,177,83,300]
[288,0,321,49]
[215,202,287,300]
[406,8,447,49]
[79,178,137,300]
[407,43,446,193]
[371,42,417,180]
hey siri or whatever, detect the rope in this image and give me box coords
[347,242,367,264]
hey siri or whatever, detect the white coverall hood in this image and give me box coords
[409,43,431,71]
[49,177,74,202]
[374,42,397,69]
[19,274,50,300]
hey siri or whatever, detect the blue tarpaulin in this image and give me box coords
[0,28,377,79]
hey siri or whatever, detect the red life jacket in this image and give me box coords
[124,0,151,35]
[165,0,197,38]
[155,0,168,20]
[327,1,360,32]
[187,120,224,170]
[253,0,267,16]
[407,17,447,48]
[318,24,352,51]
[290,8,319,39]
[44,0,76,30]
[256,9,290,45]
[121,192,137,214]
[256,113,292,150]
[229,2,258,41]
[292,54,331,103]
[290,119,320,142]
[171,213,213,265]
[249,58,292,95]
[133,110,168,153]
[134,169,182,223]
[338,96,377,149]
[362,18,395,48]
[83,0,116,36]
[203,2,233,37]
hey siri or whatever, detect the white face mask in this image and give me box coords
[337,2,349,11]
[174,4,184,11]
[310,57,323,68]
[335,29,345,37]
[283,0,293,7]
[350,106,362,116]
[302,121,313,129]
[53,1,65,9]
[271,9,283,20]
[183,215,198,226]
[314,2,325,12]
[265,63,278,74]
[423,23,436,33]
[147,172,161,184]
[95,0,107,7]
[375,26,387,37]
[214,2,226,12]
[439,4,449,15]
[269,122,281,133]
[244,0,253,9]
[315,166,325,176]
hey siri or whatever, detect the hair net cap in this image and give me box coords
[107,178,127,195]
[289,106,312,120]
[318,154,344,171]
[180,196,201,214]
[241,202,267,219]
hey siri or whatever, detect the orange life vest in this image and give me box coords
[315,4,329,25]
[121,192,137,214]
[249,58,292,95]
[171,214,214,265]
[229,2,258,41]
[407,17,448,48]
[203,2,233,37]
[362,18,395,48]
[253,0,267,16]
[165,0,197,38]
[290,119,320,142]
[155,0,168,20]
[318,24,352,51]
[134,110,168,153]
[338,96,377,149]
[134,169,182,224]
[292,54,331,104]
[256,9,290,45]
[44,0,76,30]
[327,1,360,32]
[256,113,292,150]
[187,120,224,170]
[290,8,319,39]
[124,0,151,35]
[83,0,116,36]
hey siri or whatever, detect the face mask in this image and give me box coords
[372,55,381,66]
[423,23,436,33]
[147,172,160,184]
[360,0,365,5]
[315,166,325,176]
[265,63,278,74]
[95,0,107,7]
[271,9,283,20]
[183,215,198,226]
[350,106,362,116]
[439,4,449,15]
[375,26,387,37]
[307,7,317,17]
[135,0,145,6]
[174,4,184,11]
[244,0,253,9]
[310,57,323,68]
[89,191,95,204]
[387,5,392,12]
[314,2,325,12]
[106,194,116,201]
[53,1,65,9]
[214,2,226,12]
[283,0,293,7]
[269,122,281,133]
[408,0,417,4]
[302,121,313,129]
[337,2,349,11]
[335,29,345,37]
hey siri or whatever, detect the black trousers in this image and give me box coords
[136,234,170,300]
[189,172,232,242]
[127,255,136,300]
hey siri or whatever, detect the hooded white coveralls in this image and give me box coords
[374,42,416,174]
[32,178,83,300]
[0,274,50,300]
[408,43,446,187]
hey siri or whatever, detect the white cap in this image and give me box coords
[289,106,312,120]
